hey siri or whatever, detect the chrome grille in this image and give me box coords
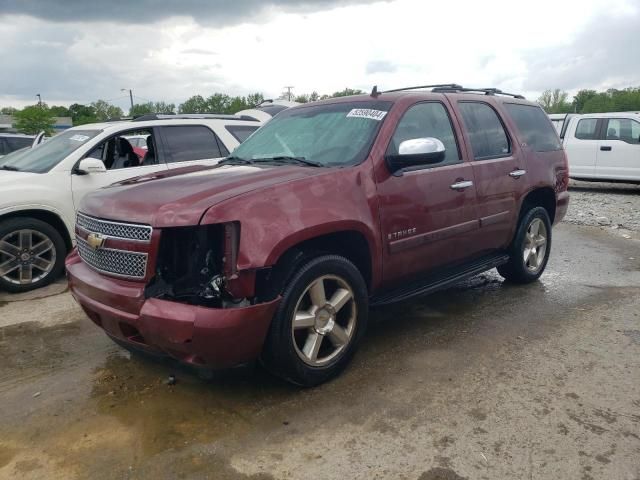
[77,236,148,279]
[76,212,152,242]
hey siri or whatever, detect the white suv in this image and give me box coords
[0,114,263,292]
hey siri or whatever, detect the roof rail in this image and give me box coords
[382,84,463,93]
[380,84,525,99]
[132,113,259,122]
[431,86,525,99]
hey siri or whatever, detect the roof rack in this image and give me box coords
[382,84,463,94]
[432,86,525,99]
[132,113,259,122]
[380,84,525,99]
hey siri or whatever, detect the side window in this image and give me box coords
[226,125,259,143]
[85,129,156,169]
[161,126,226,163]
[387,102,460,167]
[503,103,562,152]
[458,102,510,160]
[0,139,6,155]
[575,119,598,140]
[605,118,640,144]
[6,137,33,152]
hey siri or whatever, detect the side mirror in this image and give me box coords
[385,137,446,175]
[75,158,106,175]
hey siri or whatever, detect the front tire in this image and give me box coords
[498,206,552,284]
[262,255,368,387]
[0,218,66,293]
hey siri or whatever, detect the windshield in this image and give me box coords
[231,100,392,167]
[0,129,100,173]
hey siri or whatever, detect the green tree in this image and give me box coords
[294,94,310,103]
[331,88,365,98]
[91,100,124,121]
[246,93,265,107]
[49,105,71,117]
[572,89,597,113]
[130,101,175,117]
[537,89,572,113]
[179,95,208,113]
[69,103,97,125]
[13,105,56,135]
[1,107,18,115]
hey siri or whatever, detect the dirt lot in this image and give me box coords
[565,180,640,234]
[0,201,639,479]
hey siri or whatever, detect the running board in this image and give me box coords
[370,253,510,307]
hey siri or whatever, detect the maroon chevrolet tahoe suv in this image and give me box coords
[66,84,569,386]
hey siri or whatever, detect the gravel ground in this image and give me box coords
[565,180,640,235]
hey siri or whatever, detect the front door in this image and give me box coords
[596,117,640,181]
[565,117,601,178]
[375,101,479,286]
[71,128,168,211]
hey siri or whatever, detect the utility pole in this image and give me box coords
[36,94,42,107]
[283,86,294,101]
[121,88,134,112]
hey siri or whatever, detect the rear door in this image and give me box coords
[451,100,527,252]
[375,100,480,285]
[564,117,601,178]
[596,117,640,181]
[159,125,232,170]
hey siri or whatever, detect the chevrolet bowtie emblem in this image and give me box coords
[86,233,106,250]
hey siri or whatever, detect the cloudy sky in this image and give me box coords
[1,0,638,110]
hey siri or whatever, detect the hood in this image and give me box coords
[80,164,326,227]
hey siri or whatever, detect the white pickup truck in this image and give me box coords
[560,112,640,182]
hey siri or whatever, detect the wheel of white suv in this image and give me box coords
[0,218,66,293]
[262,254,368,386]
[498,206,552,284]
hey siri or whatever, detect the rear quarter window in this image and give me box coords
[504,104,562,152]
[225,125,259,143]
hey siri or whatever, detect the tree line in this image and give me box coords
[537,87,640,114]
[9,85,636,135]
[1,87,365,135]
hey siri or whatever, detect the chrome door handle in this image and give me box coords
[450,180,473,191]
[509,169,526,178]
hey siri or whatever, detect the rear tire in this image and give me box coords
[262,254,368,387]
[498,206,552,284]
[0,217,66,293]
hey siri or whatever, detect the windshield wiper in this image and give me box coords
[217,156,254,166]
[0,165,20,171]
[253,156,323,168]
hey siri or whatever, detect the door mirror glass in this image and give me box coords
[386,137,446,174]
[75,157,107,175]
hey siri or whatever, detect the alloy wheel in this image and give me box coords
[291,274,357,367]
[523,218,547,273]
[0,229,56,285]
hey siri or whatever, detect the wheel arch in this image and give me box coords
[519,187,556,224]
[257,226,375,301]
[0,209,73,252]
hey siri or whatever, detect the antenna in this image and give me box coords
[370,85,379,97]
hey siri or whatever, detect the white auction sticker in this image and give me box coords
[69,134,90,142]
[346,108,387,121]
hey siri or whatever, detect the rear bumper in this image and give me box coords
[66,250,280,368]
[555,190,570,224]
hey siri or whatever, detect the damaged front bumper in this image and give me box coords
[66,250,281,368]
